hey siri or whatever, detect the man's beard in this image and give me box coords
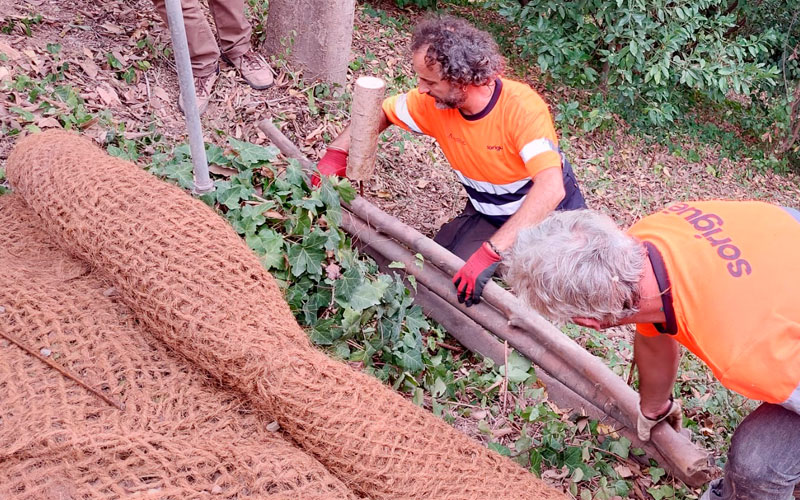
[433,86,467,110]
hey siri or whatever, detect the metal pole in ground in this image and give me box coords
[164,0,214,194]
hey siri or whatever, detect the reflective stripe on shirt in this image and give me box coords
[519,137,559,163]
[469,196,526,217]
[782,206,800,223]
[453,170,531,195]
[393,94,423,134]
[782,382,800,415]
[453,170,532,217]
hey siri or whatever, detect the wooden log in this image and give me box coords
[345,197,715,486]
[346,76,386,182]
[257,119,716,486]
[358,237,674,467]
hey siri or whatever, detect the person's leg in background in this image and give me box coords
[433,203,501,261]
[209,0,273,89]
[702,403,800,500]
[152,0,220,114]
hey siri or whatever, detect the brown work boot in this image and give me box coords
[225,50,274,90]
[178,69,218,116]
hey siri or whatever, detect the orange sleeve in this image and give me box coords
[509,93,561,178]
[381,90,436,136]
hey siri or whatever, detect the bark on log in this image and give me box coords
[347,77,386,182]
[358,236,673,467]
[345,197,715,486]
[257,119,716,486]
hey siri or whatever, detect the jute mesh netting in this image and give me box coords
[2,130,566,499]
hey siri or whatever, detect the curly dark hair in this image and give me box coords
[410,15,504,87]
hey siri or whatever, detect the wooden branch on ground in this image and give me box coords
[257,118,716,486]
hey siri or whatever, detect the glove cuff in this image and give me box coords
[642,395,674,422]
[481,241,502,262]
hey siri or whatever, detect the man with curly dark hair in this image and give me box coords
[316,15,586,306]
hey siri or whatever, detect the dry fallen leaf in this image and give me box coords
[614,465,633,478]
[152,86,170,102]
[97,84,121,106]
[36,116,62,128]
[325,263,341,280]
[208,165,237,177]
[79,59,99,79]
[101,23,124,35]
[0,42,22,60]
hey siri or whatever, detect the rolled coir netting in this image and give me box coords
[4,130,565,499]
[0,195,357,499]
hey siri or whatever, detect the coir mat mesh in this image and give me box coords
[3,130,566,500]
[0,194,358,499]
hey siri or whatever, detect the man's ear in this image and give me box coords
[572,317,608,330]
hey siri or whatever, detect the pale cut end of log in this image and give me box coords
[347,76,386,182]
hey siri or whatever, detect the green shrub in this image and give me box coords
[496,0,781,126]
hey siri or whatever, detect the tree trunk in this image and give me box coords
[263,0,355,85]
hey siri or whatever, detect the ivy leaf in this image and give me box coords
[346,278,390,311]
[404,306,429,335]
[499,350,533,383]
[227,138,278,169]
[333,178,357,203]
[285,159,306,186]
[488,442,512,456]
[287,239,326,278]
[607,437,631,459]
[215,171,255,209]
[205,143,231,167]
[649,467,666,484]
[396,346,423,372]
[246,228,285,270]
[334,268,363,304]
[228,202,272,235]
[310,318,341,345]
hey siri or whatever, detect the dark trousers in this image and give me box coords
[703,403,800,500]
[434,159,586,260]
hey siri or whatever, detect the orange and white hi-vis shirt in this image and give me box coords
[382,78,562,224]
[629,201,800,414]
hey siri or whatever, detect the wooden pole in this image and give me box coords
[346,76,386,182]
[353,226,675,468]
[257,119,716,486]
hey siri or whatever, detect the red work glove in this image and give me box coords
[311,147,348,187]
[453,242,502,307]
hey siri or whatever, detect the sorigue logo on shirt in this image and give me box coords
[662,203,752,278]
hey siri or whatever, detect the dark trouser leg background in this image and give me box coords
[712,403,800,500]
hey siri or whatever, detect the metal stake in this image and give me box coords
[164,0,214,194]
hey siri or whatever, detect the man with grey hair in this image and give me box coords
[505,201,800,500]
[315,15,585,307]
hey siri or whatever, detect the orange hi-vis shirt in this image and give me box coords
[382,78,562,223]
[629,201,800,413]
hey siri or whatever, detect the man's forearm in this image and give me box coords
[328,112,392,152]
[489,166,565,252]
[634,333,681,417]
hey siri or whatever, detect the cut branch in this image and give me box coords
[347,77,386,182]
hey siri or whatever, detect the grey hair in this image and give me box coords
[504,210,647,325]
[410,15,504,87]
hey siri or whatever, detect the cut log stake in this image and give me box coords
[257,118,716,486]
[346,76,386,182]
